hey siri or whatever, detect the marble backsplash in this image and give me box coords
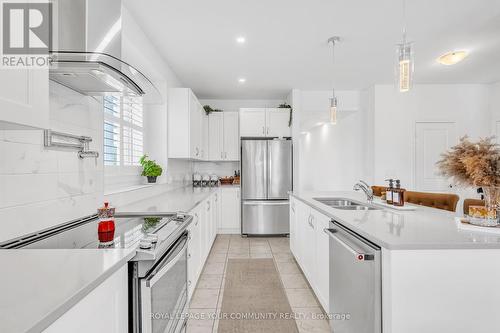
[0,82,103,242]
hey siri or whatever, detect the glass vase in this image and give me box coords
[469,186,500,227]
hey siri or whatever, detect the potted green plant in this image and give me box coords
[203,105,223,115]
[277,103,293,127]
[139,155,163,183]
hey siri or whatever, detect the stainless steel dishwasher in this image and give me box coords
[324,220,382,333]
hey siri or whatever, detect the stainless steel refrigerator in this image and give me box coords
[241,139,292,235]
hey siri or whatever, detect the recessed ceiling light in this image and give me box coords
[236,36,246,44]
[238,78,246,84]
[437,50,468,65]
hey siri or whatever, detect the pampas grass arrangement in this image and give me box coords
[436,136,500,187]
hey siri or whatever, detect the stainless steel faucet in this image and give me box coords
[353,180,374,203]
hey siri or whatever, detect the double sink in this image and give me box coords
[314,198,380,211]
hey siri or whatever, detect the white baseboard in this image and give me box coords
[217,228,241,234]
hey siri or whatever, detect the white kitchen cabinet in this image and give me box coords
[0,68,49,129]
[211,191,220,243]
[266,108,291,137]
[219,187,241,234]
[312,209,330,311]
[187,205,202,299]
[168,88,206,160]
[43,265,128,333]
[201,105,209,160]
[187,193,219,299]
[208,112,239,161]
[223,112,239,160]
[239,108,266,137]
[291,198,330,312]
[289,197,298,256]
[239,108,291,138]
[208,112,224,160]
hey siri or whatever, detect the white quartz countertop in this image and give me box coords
[0,249,135,333]
[291,191,500,250]
[118,186,223,214]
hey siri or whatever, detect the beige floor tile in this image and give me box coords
[213,240,229,247]
[250,245,272,253]
[211,245,229,254]
[295,319,331,333]
[226,252,250,259]
[216,234,231,240]
[228,247,249,254]
[207,253,227,263]
[186,318,214,333]
[203,263,225,275]
[249,237,270,244]
[280,274,310,289]
[190,289,220,309]
[273,252,295,262]
[270,243,292,253]
[292,307,327,320]
[293,308,331,333]
[250,252,273,259]
[285,289,319,308]
[197,274,223,289]
[276,261,301,274]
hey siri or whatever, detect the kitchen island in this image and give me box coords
[0,249,135,333]
[290,191,500,333]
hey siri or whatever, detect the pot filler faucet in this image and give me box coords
[353,180,374,203]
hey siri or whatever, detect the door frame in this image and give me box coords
[413,120,457,192]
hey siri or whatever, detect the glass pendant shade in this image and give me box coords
[396,42,414,92]
[330,97,337,124]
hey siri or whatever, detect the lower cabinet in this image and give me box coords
[187,191,219,300]
[219,187,241,234]
[290,196,330,311]
[43,265,128,333]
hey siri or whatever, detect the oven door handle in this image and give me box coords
[145,232,188,287]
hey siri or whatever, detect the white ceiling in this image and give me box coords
[125,0,500,99]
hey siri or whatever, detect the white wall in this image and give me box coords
[0,82,103,242]
[490,81,500,139]
[103,6,188,192]
[294,90,369,192]
[0,6,191,242]
[372,84,491,190]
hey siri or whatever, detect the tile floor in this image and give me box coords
[186,235,331,333]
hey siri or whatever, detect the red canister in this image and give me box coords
[97,202,116,244]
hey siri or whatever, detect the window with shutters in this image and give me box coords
[103,96,144,168]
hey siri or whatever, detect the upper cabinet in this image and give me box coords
[0,68,49,129]
[239,108,266,137]
[168,88,208,160]
[208,112,239,161]
[239,108,291,138]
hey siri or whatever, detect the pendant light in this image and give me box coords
[328,36,340,124]
[396,0,414,93]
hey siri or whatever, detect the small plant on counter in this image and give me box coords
[203,105,223,115]
[278,103,293,127]
[139,155,163,183]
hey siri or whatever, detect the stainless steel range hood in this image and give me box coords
[49,0,161,104]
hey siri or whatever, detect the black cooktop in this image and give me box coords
[19,215,174,250]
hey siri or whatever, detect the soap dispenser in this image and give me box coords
[385,179,394,204]
[393,180,406,206]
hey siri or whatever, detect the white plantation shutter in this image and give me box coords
[103,96,144,167]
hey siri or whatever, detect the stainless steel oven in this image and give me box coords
[138,231,188,333]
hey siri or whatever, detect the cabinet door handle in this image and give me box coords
[262,126,265,135]
[188,253,192,259]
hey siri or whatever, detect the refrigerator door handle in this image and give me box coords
[242,201,289,206]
